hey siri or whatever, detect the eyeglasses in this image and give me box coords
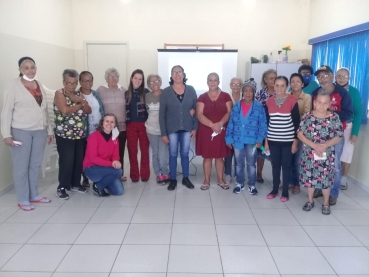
[301,72,312,76]
[81,80,93,84]
[172,71,183,76]
[108,75,119,79]
[231,83,241,87]
[317,74,331,80]
[149,80,161,85]
[65,82,78,86]
[337,75,349,79]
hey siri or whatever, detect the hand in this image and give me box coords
[227,144,233,149]
[211,122,222,134]
[190,109,195,116]
[264,143,269,153]
[112,160,122,169]
[190,130,197,139]
[67,93,81,103]
[255,142,262,148]
[161,136,169,144]
[3,137,15,147]
[47,135,54,144]
[314,150,323,157]
[350,135,358,145]
[312,143,326,153]
[291,140,299,154]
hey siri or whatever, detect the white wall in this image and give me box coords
[72,0,312,86]
[0,0,75,193]
[308,0,369,38]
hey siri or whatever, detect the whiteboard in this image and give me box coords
[158,50,238,95]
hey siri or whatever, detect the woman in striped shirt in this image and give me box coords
[264,76,300,202]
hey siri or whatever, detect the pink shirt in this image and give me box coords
[241,101,251,117]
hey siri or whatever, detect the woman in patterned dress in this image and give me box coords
[54,69,91,200]
[298,93,343,215]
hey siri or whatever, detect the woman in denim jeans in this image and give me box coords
[159,65,198,191]
[225,79,267,195]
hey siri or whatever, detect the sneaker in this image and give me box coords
[156,174,165,183]
[340,183,348,190]
[92,183,110,197]
[71,186,88,193]
[248,186,258,195]
[162,174,170,183]
[82,178,90,187]
[329,195,337,206]
[56,188,69,200]
[233,183,245,194]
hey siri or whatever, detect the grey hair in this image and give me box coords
[207,72,220,81]
[336,67,350,76]
[261,69,277,88]
[104,67,120,80]
[317,91,331,100]
[229,77,243,86]
[62,69,79,82]
[146,74,162,87]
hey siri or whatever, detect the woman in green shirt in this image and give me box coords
[335,67,362,190]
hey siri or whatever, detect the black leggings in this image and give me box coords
[269,143,293,198]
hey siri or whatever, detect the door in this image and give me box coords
[85,42,128,90]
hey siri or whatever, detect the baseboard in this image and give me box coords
[347,175,369,193]
[0,183,14,197]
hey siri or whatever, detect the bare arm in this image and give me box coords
[54,91,83,114]
[219,101,232,126]
[196,102,214,127]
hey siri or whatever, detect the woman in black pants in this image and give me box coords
[264,76,300,202]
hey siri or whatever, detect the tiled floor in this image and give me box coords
[1,162,369,276]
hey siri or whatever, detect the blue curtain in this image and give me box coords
[311,30,369,123]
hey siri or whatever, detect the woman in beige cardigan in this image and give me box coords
[1,57,54,211]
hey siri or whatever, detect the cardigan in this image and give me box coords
[159,85,198,136]
[265,94,300,144]
[347,85,362,136]
[225,100,267,148]
[82,89,105,136]
[83,130,120,169]
[1,78,53,139]
[292,91,312,119]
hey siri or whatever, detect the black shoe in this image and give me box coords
[82,178,90,187]
[56,188,69,200]
[141,179,149,182]
[182,177,194,189]
[71,186,88,193]
[132,179,139,183]
[92,183,110,197]
[313,190,323,198]
[168,179,177,191]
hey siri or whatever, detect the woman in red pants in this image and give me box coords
[125,69,150,182]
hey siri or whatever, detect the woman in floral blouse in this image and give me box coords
[54,69,91,200]
[298,92,343,215]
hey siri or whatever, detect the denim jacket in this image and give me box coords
[225,100,267,149]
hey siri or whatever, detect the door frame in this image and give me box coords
[84,41,129,85]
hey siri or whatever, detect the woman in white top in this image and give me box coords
[224,77,242,183]
[1,57,54,211]
[78,71,105,187]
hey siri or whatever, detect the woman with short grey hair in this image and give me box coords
[97,67,128,181]
[54,69,92,200]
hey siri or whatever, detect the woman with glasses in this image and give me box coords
[255,69,277,183]
[297,65,319,95]
[79,71,105,188]
[335,68,362,190]
[145,74,170,184]
[196,73,232,190]
[1,57,54,211]
[264,76,300,202]
[224,77,242,184]
[54,69,91,199]
[159,65,198,191]
[97,68,127,182]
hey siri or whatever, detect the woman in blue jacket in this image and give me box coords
[225,79,267,195]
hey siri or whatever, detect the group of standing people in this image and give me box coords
[1,57,362,216]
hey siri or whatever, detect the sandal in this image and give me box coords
[303,201,314,211]
[322,205,331,215]
[217,183,229,190]
[30,197,51,203]
[121,176,127,182]
[200,183,210,190]
[18,203,35,211]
